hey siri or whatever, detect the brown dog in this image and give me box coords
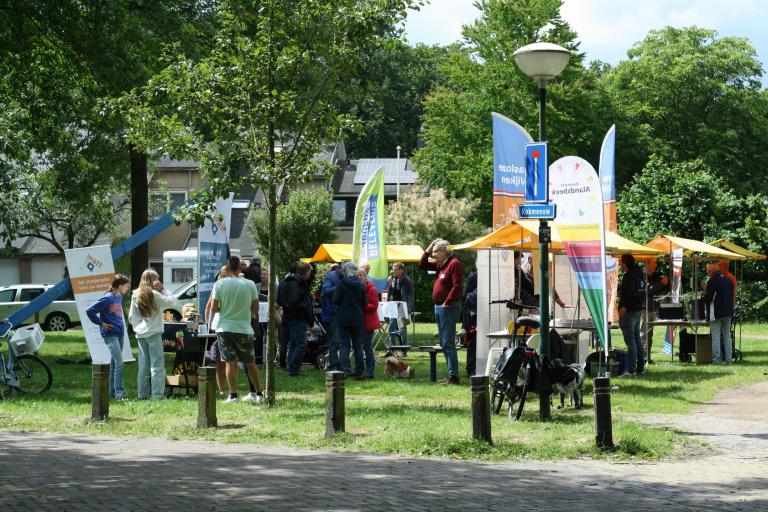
[384,356,414,379]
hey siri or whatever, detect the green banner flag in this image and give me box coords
[352,167,388,290]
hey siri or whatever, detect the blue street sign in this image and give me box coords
[518,203,557,220]
[525,142,548,203]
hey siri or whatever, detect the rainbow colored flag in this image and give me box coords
[549,157,609,349]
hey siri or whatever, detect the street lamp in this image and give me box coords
[396,144,402,200]
[514,42,570,420]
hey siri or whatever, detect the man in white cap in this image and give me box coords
[419,239,464,385]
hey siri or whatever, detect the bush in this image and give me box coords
[249,187,337,276]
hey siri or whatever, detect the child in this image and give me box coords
[129,269,177,400]
[87,274,131,401]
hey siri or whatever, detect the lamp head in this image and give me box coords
[513,42,571,81]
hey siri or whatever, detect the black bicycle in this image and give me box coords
[489,301,541,421]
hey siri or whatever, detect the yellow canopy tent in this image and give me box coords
[644,235,746,260]
[708,239,766,260]
[302,244,425,263]
[450,220,662,257]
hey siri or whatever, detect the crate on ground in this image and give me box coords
[9,324,45,356]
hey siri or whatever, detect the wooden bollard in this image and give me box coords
[325,371,345,437]
[470,375,493,445]
[593,375,614,449]
[197,366,217,428]
[91,364,110,421]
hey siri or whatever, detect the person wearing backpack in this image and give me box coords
[618,254,647,377]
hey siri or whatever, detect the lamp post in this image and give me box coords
[396,144,402,200]
[514,42,570,421]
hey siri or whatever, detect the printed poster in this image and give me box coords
[65,245,134,364]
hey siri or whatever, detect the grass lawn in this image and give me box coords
[1,323,766,462]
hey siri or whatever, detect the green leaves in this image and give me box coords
[248,187,337,276]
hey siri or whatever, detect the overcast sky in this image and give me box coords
[403,0,767,74]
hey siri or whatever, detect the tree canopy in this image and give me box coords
[413,0,614,224]
[603,26,768,192]
[249,188,337,277]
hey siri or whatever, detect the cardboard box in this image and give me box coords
[165,374,198,387]
[695,334,712,364]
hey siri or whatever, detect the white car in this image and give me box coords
[165,280,198,320]
[0,284,81,332]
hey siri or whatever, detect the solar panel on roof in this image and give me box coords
[353,158,417,185]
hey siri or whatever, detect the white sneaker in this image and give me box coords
[618,371,635,378]
[242,393,264,403]
[223,396,239,404]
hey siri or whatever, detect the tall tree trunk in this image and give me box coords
[130,146,148,285]
[265,186,278,406]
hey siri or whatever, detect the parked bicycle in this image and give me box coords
[489,300,542,421]
[0,322,53,398]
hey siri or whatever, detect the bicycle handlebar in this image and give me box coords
[489,299,540,312]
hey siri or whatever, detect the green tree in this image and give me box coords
[121,0,419,405]
[414,0,614,224]
[342,41,451,158]
[386,187,485,321]
[603,26,768,192]
[0,1,214,282]
[249,188,337,276]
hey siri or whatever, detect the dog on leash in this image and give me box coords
[383,355,414,379]
[548,358,585,409]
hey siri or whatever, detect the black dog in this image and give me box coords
[548,358,585,409]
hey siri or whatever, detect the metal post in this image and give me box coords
[197,366,217,428]
[396,145,402,200]
[470,375,493,445]
[538,80,551,421]
[91,364,109,421]
[593,375,614,448]
[325,371,345,437]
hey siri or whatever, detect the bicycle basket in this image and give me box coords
[9,324,45,356]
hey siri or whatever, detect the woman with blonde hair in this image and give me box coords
[129,269,177,400]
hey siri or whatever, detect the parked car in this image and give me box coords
[164,280,198,320]
[0,284,80,332]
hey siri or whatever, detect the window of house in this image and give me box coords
[332,199,355,225]
[150,191,188,220]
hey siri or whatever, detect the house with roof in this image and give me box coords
[0,142,419,286]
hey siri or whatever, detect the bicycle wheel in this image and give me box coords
[13,355,53,394]
[490,380,506,414]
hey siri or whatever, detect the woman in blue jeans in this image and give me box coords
[87,275,131,400]
[618,254,646,376]
[129,269,177,400]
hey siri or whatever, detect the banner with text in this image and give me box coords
[353,167,388,291]
[492,112,533,228]
[550,156,609,349]
[198,193,234,320]
[65,245,134,364]
[599,125,619,323]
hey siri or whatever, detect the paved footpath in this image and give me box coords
[1,380,768,512]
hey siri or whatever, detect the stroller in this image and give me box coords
[304,315,329,370]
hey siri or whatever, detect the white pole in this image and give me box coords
[396,145,401,200]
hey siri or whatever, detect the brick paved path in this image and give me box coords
[1,381,767,511]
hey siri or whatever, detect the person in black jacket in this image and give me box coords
[704,263,735,364]
[333,261,367,379]
[618,254,647,377]
[277,262,314,377]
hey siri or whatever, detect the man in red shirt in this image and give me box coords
[419,239,464,385]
